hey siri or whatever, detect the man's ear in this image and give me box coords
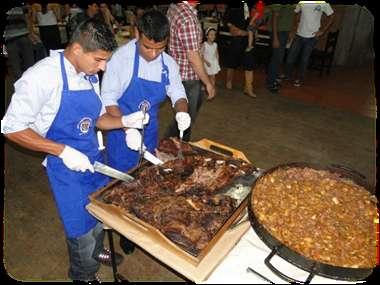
[72,42,83,56]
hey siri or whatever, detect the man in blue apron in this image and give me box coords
[101,10,191,254]
[2,18,149,282]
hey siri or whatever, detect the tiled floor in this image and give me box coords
[216,63,376,119]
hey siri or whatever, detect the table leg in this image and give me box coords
[106,229,118,281]
[105,229,128,282]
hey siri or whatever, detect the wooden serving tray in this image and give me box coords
[87,138,253,282]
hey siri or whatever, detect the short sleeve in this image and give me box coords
[323,3,334,16]
[1,69,55,134]
[294,3,301,13]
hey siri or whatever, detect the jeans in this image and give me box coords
[5,35,35,80]
[165,80,202,142]
[66,222,104,281]
[266,31,289,86]
[285,35,318,81]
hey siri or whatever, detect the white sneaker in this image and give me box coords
[293,79,303,87]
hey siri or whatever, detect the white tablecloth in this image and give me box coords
[203,226,363,284]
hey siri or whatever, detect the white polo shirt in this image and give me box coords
[101,39,187,108]
[295,1,334,38]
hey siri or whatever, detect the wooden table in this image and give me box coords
[87,203,250,282]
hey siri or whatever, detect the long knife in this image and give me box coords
[143,150,164,165]
[93,161,134,183]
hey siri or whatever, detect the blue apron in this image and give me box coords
[45,52,109,238]
[107,43,169,172]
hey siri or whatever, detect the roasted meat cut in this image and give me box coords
[101,137,256,255]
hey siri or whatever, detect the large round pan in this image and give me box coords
[247,162,375,283]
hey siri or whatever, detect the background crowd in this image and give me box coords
[4,0,339,93]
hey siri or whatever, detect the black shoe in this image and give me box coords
[267,84,279,93]
[95,248,124,267]
[87,273,102,284]
[73,273,101,284]
[119,236,135,255]
[73,280,100,284]
[277,74,289,80]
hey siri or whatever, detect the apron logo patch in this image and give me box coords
[77,117,92,135]
[138,100,151,112]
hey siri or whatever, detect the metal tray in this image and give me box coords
[91,138,261,260]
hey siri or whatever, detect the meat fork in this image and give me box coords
[177,130,184,160]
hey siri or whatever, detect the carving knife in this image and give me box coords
[143,150,164,165]
[93,161,134,182]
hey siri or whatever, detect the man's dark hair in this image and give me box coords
[77,0,99,10]
[69,18,117,52]
[136,9,169,42]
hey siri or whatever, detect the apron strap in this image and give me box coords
[133,42,140,79]
[160,53,170,86]
[59,52,69,92]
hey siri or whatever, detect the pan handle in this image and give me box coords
[329,164,366,180]
[190,138,250,162]
[264,246,316,284]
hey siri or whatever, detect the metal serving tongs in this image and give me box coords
[136,103,165,166]
[137,104,148,168]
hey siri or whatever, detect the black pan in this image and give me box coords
[247,162,375,283]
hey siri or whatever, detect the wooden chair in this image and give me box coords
[309,30,340,76]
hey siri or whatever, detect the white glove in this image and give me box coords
[125,128,143,151]
[121,111,149,129]
[175,112,191,132]
[59,145,94,173]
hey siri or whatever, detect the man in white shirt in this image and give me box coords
[1,18,148,282]
[284,1,334,87]
[101,10,190,255]
[101,9,190,173]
